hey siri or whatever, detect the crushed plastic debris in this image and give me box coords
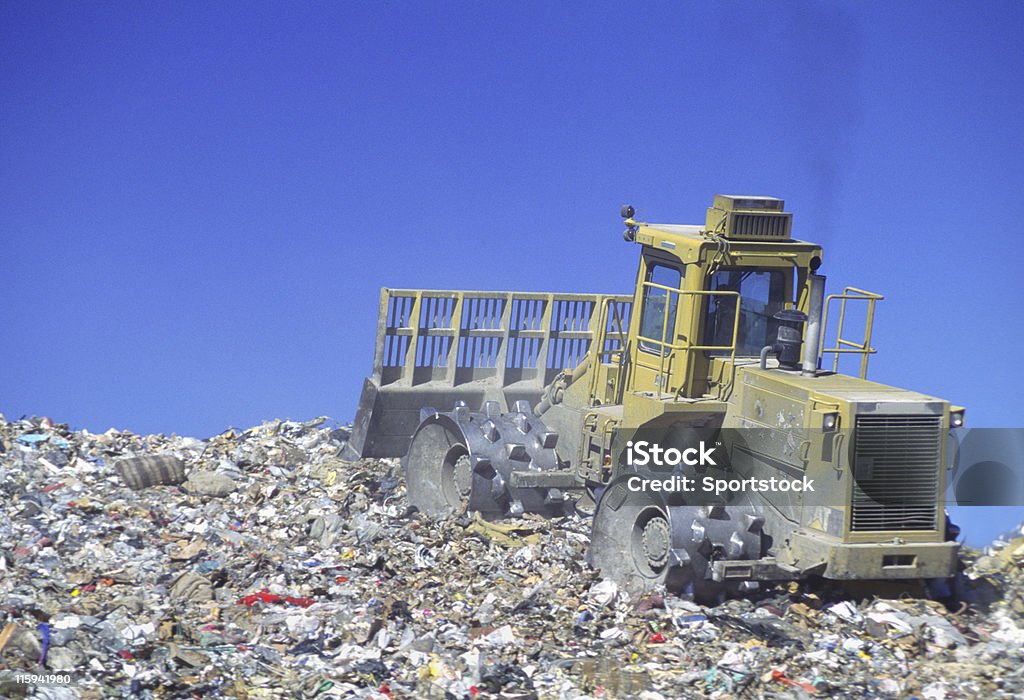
[2,413,1023,697]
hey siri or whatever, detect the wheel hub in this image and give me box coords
[641,516,671,569]
[453,454,472,498]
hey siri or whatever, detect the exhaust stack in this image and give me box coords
[802,274,826,376]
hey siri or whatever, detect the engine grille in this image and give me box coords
[729,213,791,239]
[851,414,942,531]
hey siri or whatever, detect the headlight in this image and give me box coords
[822,412,838,431]
[950,410,965,428]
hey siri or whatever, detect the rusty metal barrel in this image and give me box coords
[114,454,186,489]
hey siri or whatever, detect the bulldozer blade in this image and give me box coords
[342,288,630,460]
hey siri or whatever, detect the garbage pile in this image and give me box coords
[2,413,1023,699]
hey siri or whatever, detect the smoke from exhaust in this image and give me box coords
[784,5,863,245]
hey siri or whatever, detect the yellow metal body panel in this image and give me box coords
[724,359,953,545]
[788,530,959,579]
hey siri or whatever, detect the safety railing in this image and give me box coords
[632,281,741,399]
[587,296,633,403]
[595,296,631,363]
[374,289,631,388]
[818,286,884,379]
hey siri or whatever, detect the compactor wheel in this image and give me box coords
[588,478,676,594]
[404,421,471,518]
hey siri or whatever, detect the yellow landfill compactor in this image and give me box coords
[344,195,963,599]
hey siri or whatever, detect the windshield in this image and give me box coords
[703,268,788,356]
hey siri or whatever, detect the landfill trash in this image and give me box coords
[182,470,236,497]
[2,413,1024,698]
[825,599,861,623]
[169,571,214,603]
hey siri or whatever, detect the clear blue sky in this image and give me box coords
[2,2,1022,543]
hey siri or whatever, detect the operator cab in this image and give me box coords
[623,196,823,399]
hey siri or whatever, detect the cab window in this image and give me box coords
[703,268,787,356]
[639,264,683,356]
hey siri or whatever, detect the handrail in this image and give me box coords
[588,296,631,403]
[818,286,884,379]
